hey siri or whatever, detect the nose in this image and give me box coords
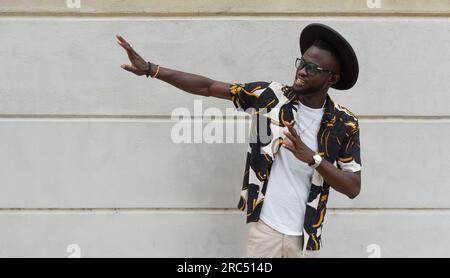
[297,67,308,77]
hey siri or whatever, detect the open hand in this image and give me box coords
[116,34,150,76]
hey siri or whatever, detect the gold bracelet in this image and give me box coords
[151,64,160,78]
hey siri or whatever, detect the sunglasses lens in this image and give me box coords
[295,59,318,76]
[305,64,317,75]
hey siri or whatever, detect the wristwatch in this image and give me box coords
[309,153,323,169]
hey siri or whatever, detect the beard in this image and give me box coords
[292,82,324,96]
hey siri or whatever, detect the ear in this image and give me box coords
[329,74,340,86]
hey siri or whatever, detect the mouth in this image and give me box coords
[294,77,306,87]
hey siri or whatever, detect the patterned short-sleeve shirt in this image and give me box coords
[229,81,361,252]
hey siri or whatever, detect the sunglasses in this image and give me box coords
[295,58,335,76]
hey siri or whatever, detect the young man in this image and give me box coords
[117,23,361,258]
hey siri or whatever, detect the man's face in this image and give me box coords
[292,45,340,96]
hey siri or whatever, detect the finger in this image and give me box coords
[117,42,139,66]
[116,36,134,53]
[285,121,299,138]
[116,34,128,45]
[117,40,132,52]
[283,130,298,146]
[284,120,294,130]
[120,64,137,73]
[282,140,295,153]
[116,35,135,53]
[117,40,145,64]
[285,122,302,145]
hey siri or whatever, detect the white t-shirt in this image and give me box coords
[260,101,324,236]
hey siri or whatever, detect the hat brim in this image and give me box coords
[300,23,359,90]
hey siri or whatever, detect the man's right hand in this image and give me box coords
[116,34,151,76]
[116,34,231,100]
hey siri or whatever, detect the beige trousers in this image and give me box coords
[247,220,320,258]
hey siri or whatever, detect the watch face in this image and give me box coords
[313,154,322,167]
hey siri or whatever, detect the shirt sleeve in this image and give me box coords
[337,122,362,173]
[228,82,269,111]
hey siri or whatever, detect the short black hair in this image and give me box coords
[312,39,338,58]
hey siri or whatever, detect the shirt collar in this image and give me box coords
[283,87,336,124]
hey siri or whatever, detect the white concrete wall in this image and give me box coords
[0,1,449,257]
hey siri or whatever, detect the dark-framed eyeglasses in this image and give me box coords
[295,58,335,76]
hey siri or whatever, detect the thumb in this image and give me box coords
[121,64,138,74]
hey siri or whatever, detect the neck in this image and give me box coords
[298,92,327,109]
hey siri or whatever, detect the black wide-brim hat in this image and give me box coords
[300,23,359,90]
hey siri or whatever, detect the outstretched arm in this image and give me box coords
[116,34,231,100]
